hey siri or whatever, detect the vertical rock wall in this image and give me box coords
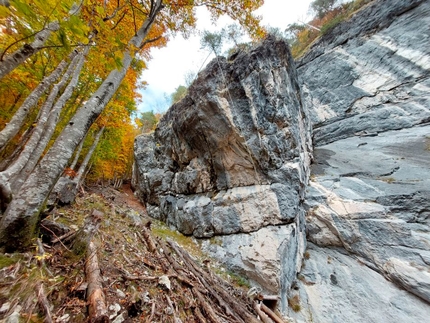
[293,0,430,321]
[298,0,430,146]
[134,36,312,308]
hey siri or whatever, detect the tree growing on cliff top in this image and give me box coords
[0,0,265,251]
[310,0,339,19]
[140,111,158,133]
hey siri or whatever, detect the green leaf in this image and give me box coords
[12,0,33,17]
[95,6,104,16]
[114,55,123,69]
[0,6,10,19]
[57,28,70,50]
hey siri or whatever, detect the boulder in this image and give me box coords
[134,36,312,306]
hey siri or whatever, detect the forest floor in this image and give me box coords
[0,184,282,323]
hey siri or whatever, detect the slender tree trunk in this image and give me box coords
[74,127,104,185]
[54,128,104,205]
[0,52,81,183]
[0,126,32,171]
[11,48,90,191]
[54,126,105,206]
[69,136,85,171]
[0,50,78,150]
[0,22,60,79]
[0,0,164,251]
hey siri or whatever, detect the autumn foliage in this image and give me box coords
[290,0,374,58]
[0,0,265,187]
[0,1,142,183]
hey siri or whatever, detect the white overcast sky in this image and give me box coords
[137,0,313,113]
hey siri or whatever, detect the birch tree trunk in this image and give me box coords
[69,136,85,170]
[0,0,164,251]
[0,52,81,183]
[52,127,104,205]
[74,126,104,185]
[0,50,78,150]
[11,48,90,192]
[0,22,60,79]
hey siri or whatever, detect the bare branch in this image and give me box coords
[139,36,162,49]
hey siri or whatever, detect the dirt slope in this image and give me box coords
[0,185,281,322]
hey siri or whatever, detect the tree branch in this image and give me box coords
[139,36,162,49]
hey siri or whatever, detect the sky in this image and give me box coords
[137,0,313,114]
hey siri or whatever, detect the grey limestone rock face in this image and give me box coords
[134,37,312,228]
[133,0,430,319]
[289,244,430,323]
[201,208,307,313]
[297,0,430,319]
[298,0,430,146]
[133,36,312,304]
[306,125,430,305]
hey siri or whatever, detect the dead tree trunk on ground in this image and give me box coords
[86,241,109,323]
[72,209,103,255]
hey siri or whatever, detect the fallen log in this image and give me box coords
[139,227,156,253]
[85,241,108,323]
[72,209,103,255]
[194,307,207,323]
[146,302,156,323]
[121,274,158,281]
[261,303,285,323]
[166,295,182,323]
[192,287,222,323]
[37,283,53,323]
[157,238,186,274]
[253,302,272,323]
[169,240,259,323]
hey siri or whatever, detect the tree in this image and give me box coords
[0,51,77,150]
[0,0,89,79]
[200,30,225,56]
[140,111,158,133]
[225,24,245,47]
[0,0,265,251]
[184,70,196,87]
[310,0,338,19]
[171,85,187,104]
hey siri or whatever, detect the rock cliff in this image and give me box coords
[298,0,430,146]
[294,0,430,321]
[134,0,430,320]
[134,36,312,305]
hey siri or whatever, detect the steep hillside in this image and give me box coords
[0,185,273,322]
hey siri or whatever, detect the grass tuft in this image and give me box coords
[288,294,301,312]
